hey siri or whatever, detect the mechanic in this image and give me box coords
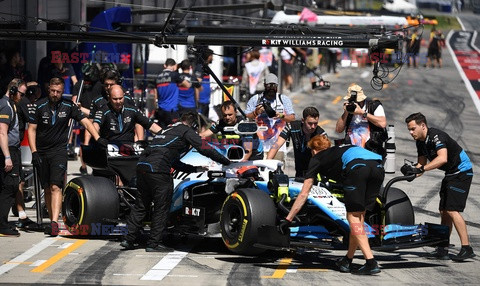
[177,59,202,116]
[405,112,475,261]
[28,77,107,236]
[13,81,38,230]
[93,84,161,145]
[0,79,25,237]
[335,83,387,157]
[281,135,384,275]
[155,58,183,128]
[200,100,263,161]
[267,106,326,178]
[245,73,295,161]
[121,112,231,252]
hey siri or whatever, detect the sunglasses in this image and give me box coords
[18,91,25,96]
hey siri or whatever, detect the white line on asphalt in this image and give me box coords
[0,238,57,276]
[30,260,47,267]
[58,243,74,249]
[140,250,189,281]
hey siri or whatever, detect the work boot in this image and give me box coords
[17,217,37,230]
[145,243,173,252]
[426,247,450,260]
[335,256,353,273]
[351,259,381,275]
[0,227,20,237]
[120,240,135,250]
[44,221,59,237]
[452,246,476,262]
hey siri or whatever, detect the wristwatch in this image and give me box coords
[362,112,368,119]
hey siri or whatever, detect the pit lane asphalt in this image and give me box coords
[1,19,480,286]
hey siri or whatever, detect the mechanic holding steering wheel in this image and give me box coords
[281,134,384,275]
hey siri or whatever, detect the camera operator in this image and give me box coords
[335,83,387,157]
[245,74,295,161]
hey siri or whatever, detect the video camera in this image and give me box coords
[259,97,277,118]
[345,90,357,113]
[312,79,331,90]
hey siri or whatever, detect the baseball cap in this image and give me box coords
[265,73,279,85]
[344,83,366,102]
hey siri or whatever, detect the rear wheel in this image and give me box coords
[220,188,276,255]
[63,176,119,234]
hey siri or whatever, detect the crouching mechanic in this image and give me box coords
[121,112,231,252]
[28,77,107,236]
[405,112,475,261]
[281,135,384,275]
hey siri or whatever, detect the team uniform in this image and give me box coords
[93,103,153,144]
[0,95,21,233]
[209,115,263,161]
[156,68,181,127]
[280,121,326,178]
[29,97,85,187]
[125,123,230,249]
[177,72,201,115]
[305,145,384,212]
[416,128,473,211]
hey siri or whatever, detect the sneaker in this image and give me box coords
[145,243,173,252]
[120,240,135,250]
[0,227,20,237]
[79,166,88,175]
[426,247,450,260]
[17,217,37,230]
[335,256,352,273]
[44,221,59,237]
[351,260,381,275]
[452,246,476,262]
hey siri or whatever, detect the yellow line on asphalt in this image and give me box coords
[332,96,343,104]
[31,240,87,273]
[261,257,293,279]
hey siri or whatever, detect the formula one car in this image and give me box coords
[62,121,448,255]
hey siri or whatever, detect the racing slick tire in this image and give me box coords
[220,188,276,255]
[63,176,119,234]
[383,187,414,225]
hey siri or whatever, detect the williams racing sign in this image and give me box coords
[262,38,343,47]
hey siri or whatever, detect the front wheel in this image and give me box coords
[220,188,276,255]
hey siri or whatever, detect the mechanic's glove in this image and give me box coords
[278,219,292,235]
[31,152,42,168]
[400,164,424,176]
[97,137,109,148]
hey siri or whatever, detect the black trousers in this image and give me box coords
[126,171,173,247]
[0,147,21,229]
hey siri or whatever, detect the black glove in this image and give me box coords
[97,137,109,148]
[278,219,292,235]
[400,164,424,176]
[31,152,42,168]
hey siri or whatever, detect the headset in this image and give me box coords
[8,79,24,97]
[100,63,122,85]
[81,62,100,83]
